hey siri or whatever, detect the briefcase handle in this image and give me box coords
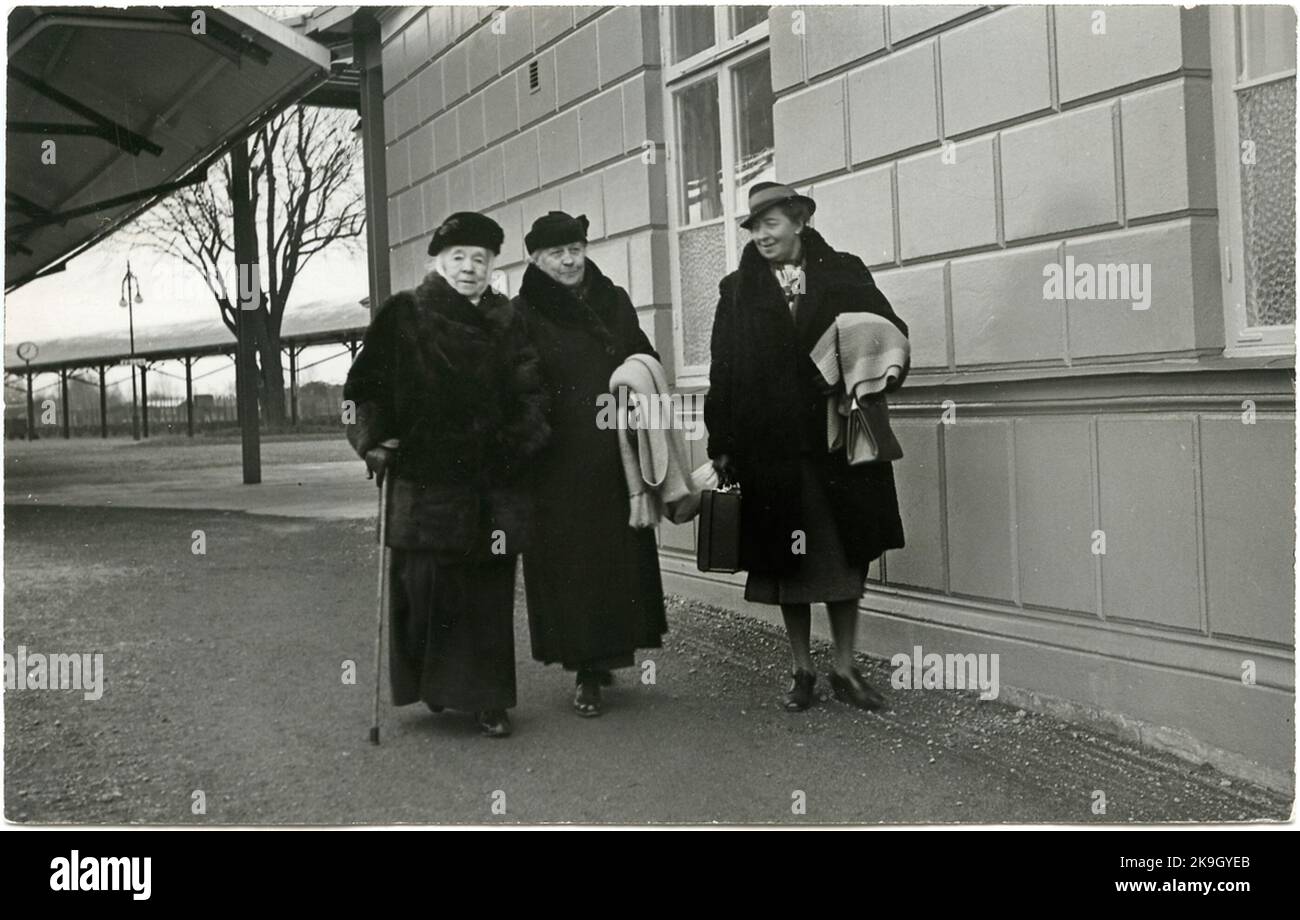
[713,465,741,494]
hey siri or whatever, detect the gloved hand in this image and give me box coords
[364,439,400,487]
[712,453,737,487]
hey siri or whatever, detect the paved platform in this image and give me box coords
[4,435,374,519]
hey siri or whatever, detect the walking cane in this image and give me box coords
[370,472,390,745]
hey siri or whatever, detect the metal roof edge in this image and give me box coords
[303,6,365,35]
[217,6,333,72]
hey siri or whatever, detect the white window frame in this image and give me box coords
[1208,5,1297,356]
[662,6,771,387]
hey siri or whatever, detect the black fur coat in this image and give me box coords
[344,272,550,558]
[705,227,909,576]
[510,259,668,664]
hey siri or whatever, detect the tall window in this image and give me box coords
[731,5,769,36]
[1211,5,1296,353]
[677,79,723,223]
[664,7,774,381]
[732,53,776,213]
[670,6,716,62]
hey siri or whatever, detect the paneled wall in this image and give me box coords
[377,5,673,362]
[887,400,1294,646]
[762,4,1222,368]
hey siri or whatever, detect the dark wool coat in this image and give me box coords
[704,227,909,577]
[512,259,668,667]
[343,272,550,560]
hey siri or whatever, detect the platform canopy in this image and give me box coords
[5,6,333,292]
[2,294,370,374]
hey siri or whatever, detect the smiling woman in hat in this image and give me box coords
[705,182,911,713]
[343,211,550,739]
[511,210,668,718]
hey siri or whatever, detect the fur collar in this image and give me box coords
[519,258,619,322]
[734,226,868,344]
[519,257,620,352]
[412,271,513,332]
[403,272,516,380]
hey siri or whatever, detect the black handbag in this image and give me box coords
[696,480,742,573]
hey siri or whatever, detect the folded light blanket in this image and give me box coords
[663,461,720,525]
[608,354,698,528]
[809,313,910,464]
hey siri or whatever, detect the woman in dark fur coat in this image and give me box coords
[706,183,910,715]
[344,212,550,739]
[512,211,667,718]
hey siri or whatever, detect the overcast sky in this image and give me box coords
[4,236,368,343]
[3,236,369,398]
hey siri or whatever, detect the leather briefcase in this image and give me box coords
[696,482,742,573]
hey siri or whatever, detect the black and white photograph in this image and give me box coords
[1,0,1296,845]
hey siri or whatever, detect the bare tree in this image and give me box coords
[131,104,365,427]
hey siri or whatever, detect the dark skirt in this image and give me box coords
[744,457,869,606]
[388,550,517,712]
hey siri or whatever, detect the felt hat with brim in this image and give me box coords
[738,182,817,230]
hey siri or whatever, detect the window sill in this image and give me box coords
[675,353,1295,397]
[898,353,1294,390]
[665,29,768,84]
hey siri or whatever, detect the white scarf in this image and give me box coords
[772,261,805,313]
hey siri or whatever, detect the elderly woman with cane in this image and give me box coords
[512,210,668,718]
[344,212,550,739]
[706,182,910,713]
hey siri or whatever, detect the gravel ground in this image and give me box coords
[4,502,1291,825]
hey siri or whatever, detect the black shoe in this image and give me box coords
[574,671,603,717]
[426,702,445,714]
[784,669,817,711]
[829,667,887,711]
[476,709,512,738]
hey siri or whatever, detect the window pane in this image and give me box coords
[731,5,770,36]
[679,223,729,365]
[676,79,723,224]
[733,53,776,213]
[672,6,716,63]
[1238,76,1296,326]
[1238,6,1297,81]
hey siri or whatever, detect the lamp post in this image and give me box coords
[16,341,38,441]
[120,260,144,441]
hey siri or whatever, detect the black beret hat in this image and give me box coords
[427,211,504,256]
[525,210,589,254]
